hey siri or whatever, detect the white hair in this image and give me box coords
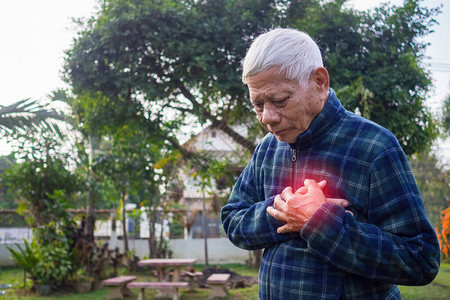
[242,28,323,87]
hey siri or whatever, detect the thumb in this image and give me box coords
[317,180,327,190]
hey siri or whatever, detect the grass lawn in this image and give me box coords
[399,263,450,299]
[0,263,448,299]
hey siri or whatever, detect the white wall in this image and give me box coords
[1,234,249,266]
[0,228,33,266]
[110,236,249,264]
[170,237,249,264]
[0,243,22,266]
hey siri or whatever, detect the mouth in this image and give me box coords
[273,129,288,135]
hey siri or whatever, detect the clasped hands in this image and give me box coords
[267,179,349,234]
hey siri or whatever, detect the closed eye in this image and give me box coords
[274,96,290,107]
[252,101,264,112]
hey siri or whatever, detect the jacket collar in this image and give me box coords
[291,88,345,150]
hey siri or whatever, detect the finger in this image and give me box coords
[296,186,308,194]
[267,206,285,221]
[281,186,294,199]
[267,206,277,218]
[277,224,292,234]
[304,178,318,187]
[317,180,327,190]
[277,224,301,234]
[273,195,287,211]
[274,194,284,203]
[304,179,319,191]
[345,210,354,216]
[327,198,349,207]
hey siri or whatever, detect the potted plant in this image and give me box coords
[35,278,52,296]
[33,240,74,295]
[73,269,94,293]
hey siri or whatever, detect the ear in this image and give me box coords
[311,67,329,94]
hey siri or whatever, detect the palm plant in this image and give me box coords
[6,239,39,284]
[0,99,66,136]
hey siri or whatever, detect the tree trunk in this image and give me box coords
[85,133,96,241]
[202,196,209,268]
[148,207,157,258]
[121,192,129,254]
[157,219,166,258]
[85,188,96,242]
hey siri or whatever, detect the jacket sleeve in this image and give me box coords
[300,147,440,285]
[221,159,296,250]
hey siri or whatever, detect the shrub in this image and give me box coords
[436,206,450,261]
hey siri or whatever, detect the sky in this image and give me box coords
[0,0,449,161]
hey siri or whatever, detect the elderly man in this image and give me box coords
[221,28,440,299]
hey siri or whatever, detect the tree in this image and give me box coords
[1,132,82,227]
[0,98,65,136]
[443,94,450,136]
[64,0,270,154]
[60,86,172,256]
[52,90,104,241]
[0,154,17,209]
[93,121,166,255]
[64,0,440,158]
[291,0,440,155]
[409,154,450,229]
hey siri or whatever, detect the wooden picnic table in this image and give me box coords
[136,258,197,299]
[137,258,197,282]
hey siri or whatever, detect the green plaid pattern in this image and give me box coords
[221,89,440,299]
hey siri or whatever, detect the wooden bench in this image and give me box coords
[127,281,189,300]
[102,276,137,299]
[207,273,231,299]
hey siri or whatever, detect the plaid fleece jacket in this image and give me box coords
[221,89,440,299]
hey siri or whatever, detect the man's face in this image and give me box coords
[247,66,328,143]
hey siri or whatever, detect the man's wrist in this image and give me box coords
[301,202,346,239]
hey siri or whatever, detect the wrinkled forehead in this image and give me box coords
[246,67,297,100]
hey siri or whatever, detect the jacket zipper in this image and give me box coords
[267,146,297,299]
[291,146,297,188]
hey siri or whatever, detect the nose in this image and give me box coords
[260,102,281,125]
